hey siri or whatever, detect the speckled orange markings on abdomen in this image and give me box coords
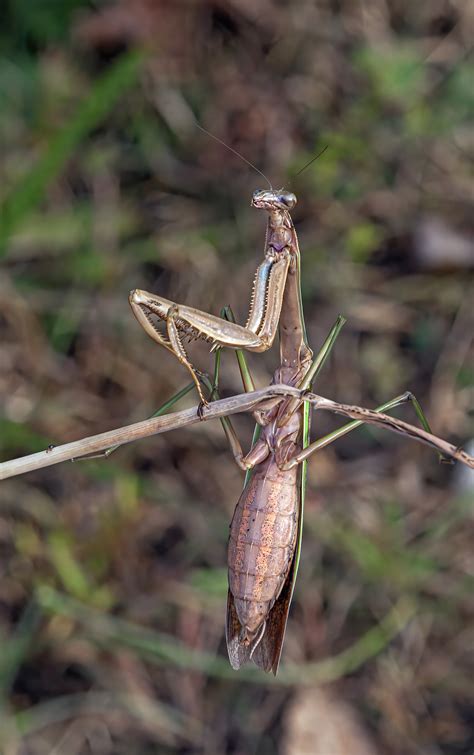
[228,458,299,635]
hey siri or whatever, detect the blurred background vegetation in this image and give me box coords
[0,1,473,753]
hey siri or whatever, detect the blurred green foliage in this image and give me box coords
[0,1,473,754]
[0,48,145,250]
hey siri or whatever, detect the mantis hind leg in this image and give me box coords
[275,316,444,468]
[283,391,443,469]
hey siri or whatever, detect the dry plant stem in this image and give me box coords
[1,387,473,480]
[0,386,300,480]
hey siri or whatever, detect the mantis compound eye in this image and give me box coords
[279,192,297,209]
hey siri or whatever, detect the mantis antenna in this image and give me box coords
[293,144,329,178]
[195,121,273,189]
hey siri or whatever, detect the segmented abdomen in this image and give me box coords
[227,457,299,637]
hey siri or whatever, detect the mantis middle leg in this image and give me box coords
[225,315,348,473]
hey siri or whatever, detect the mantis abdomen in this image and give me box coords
[227,454,299,642]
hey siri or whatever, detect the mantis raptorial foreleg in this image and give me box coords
[129,256,289,405]
[73,304,259,465]
[129,191,300,407]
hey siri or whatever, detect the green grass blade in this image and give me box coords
[221,306,255,393]
[0,48,146,253]
[291,399,311,598]
[100,382,195,458]
[243,423,261,488]
[0,599,41,701]
[299,314,346,390]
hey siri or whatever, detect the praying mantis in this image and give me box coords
[1,183,472,671]
[128,187,468,674]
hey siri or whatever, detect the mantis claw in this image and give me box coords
[197,400,208,420]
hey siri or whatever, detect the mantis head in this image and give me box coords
[252,189,297,211]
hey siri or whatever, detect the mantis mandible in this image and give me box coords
[129,187,445,674]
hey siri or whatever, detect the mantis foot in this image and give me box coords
[197,401,208,420]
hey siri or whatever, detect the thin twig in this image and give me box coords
[0,386,299,480]
[1,386,472,481]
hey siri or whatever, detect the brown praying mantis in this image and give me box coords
[1,185,473,674]
[130,187,316,673]
[127,187,473,674]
